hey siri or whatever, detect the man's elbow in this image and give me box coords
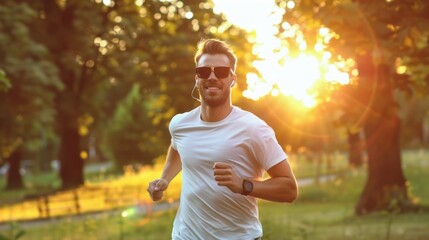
[281,183,298,203]
[287,188,299,203]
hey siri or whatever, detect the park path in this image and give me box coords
[0,174,337,231]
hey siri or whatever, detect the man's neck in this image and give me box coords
[200,102,233,122]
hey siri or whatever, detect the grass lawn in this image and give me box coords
[258,174,429,240]
[1,150,428,239]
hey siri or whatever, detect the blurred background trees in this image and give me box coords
[0,0,428,216]
[275,0,429,214]
[0,0,255,188]
[0,2,63,189]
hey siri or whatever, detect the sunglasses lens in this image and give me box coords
[214,67,230,78]
[196,67,211,78]
[196,67,231,78]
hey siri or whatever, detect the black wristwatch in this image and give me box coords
[242,179,253,195]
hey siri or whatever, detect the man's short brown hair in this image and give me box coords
[194,39,237,72]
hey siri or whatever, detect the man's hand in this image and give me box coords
[213,162,242,194]
[147,178,169,201]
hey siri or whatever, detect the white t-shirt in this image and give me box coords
[169,106,287,240]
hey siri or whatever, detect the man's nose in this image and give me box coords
[208,70,218,80]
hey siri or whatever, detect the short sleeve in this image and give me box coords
[169,113,182,150]
[250,123,287,170]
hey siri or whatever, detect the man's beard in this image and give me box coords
[201,88,230,107]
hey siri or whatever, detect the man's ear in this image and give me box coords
[230,74,237,87]
[230,80,235,88]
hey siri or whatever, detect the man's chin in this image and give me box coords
[202,97,227,108]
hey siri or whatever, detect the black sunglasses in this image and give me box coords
[195,67,233,79]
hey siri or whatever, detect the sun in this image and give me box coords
[213,0,352,108]
[242,45,351,108]
[242,53,321,108]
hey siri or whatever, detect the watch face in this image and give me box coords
[244,181,252,191]
[243,180,253,195]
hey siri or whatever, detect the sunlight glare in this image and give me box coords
[277,54,320,97]
[301,97,317,108]
[213,0,281,32]
[396,65,407,74]
[214,0,350,108]
[286,1,296,9]
[325,65,350,85]
[102,0,113,7]
[242,73,272,100]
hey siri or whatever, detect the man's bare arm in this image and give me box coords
[160,145,182,183]
[214,160,298,203]
[250,160,298,202]
[147,145,182,201]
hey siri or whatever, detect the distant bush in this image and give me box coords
[102,84,168,168]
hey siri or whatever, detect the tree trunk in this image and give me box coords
[58,119,84,189]
[6,147,23,190]
[355,54,413,215]
[347,129,364,168]
[58,104,84,188]
[42,1,84,189]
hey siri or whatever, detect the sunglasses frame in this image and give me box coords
[195,66,234,79]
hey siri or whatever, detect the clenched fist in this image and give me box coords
[213,162,242,194]
[147,178,169,201]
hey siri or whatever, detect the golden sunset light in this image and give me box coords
[213,0,352,107]
[1,1,427,239]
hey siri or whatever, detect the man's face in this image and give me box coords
[195,54,235,107]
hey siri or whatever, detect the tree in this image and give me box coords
[276,0,429,214]
[103,84,163,168]
[20,0,255,188]
[0,1,63,189]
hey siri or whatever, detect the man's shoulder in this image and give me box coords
[233,106,266,126]
[170,106,200,127]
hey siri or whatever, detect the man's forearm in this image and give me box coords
[250,176,298,203]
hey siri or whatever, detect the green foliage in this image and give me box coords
[0,70,11,92]
[0,0,255,186]
[0,222,25,240]
[103,84,167,167]
[0,1,62,163]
